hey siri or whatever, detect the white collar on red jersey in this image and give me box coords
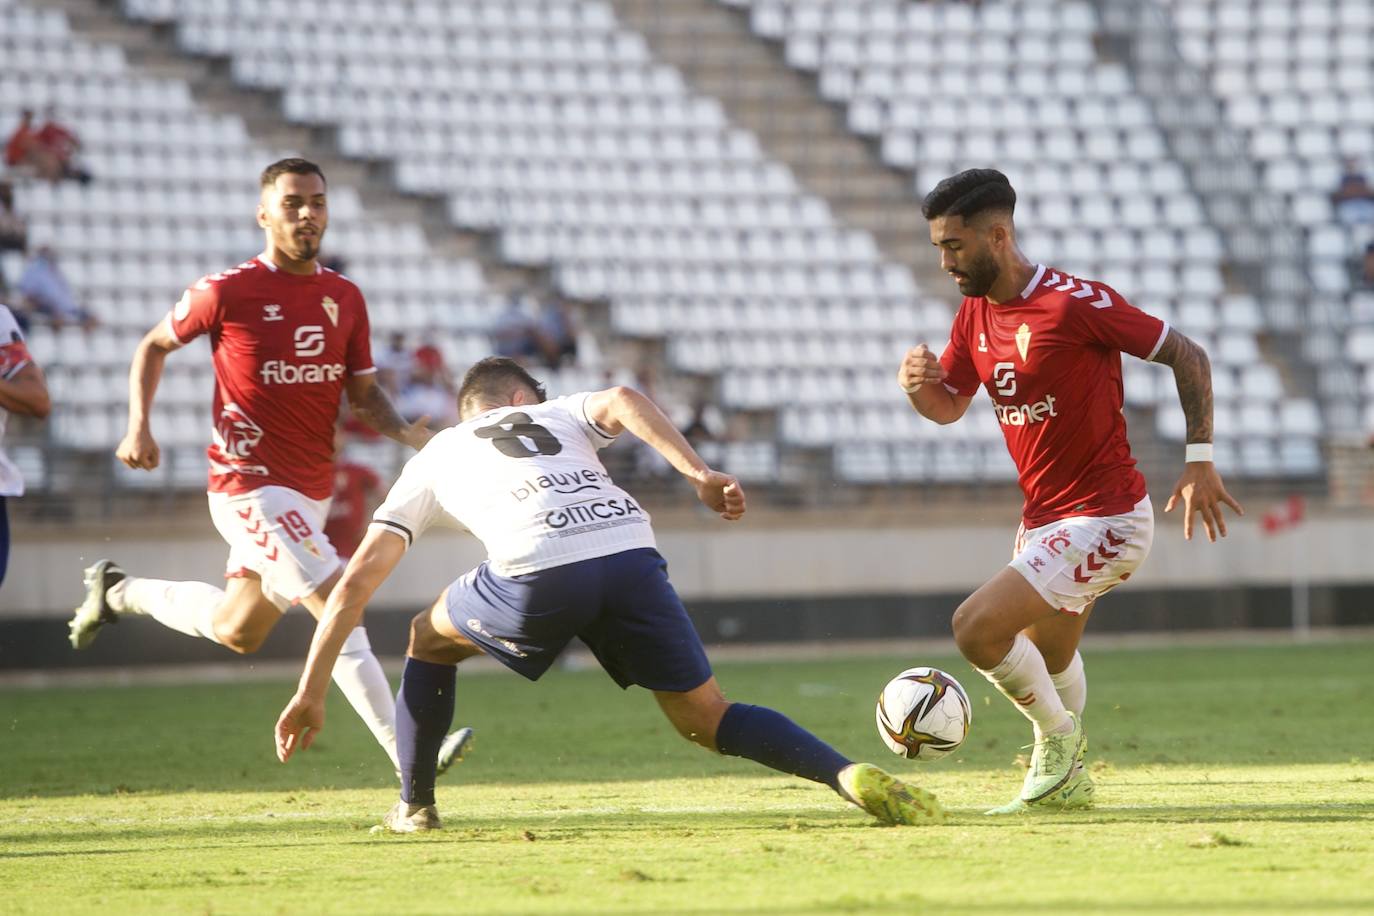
[1019,264,1047,300]
[256,255,322,274]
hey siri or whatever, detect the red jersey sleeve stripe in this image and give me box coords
[164,313,185,346]
[1144,321,1171,362]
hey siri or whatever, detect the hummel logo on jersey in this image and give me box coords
[263,303,283,322]
[294,325,326,358]
[321,296,339,327]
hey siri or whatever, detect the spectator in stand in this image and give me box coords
[491,294,542,364]
[681,399,724,448]
[628,364,674,478]
[16,246,97,330]
[0,182,27,253]
[34,107,91,185]
[324,425,383,561]
[374,330,411,396]
[398,343,459,428]
[536,300,578,369]
[1332,158,1374,225]
[4,111,62,182]
[1361,241,1374,290]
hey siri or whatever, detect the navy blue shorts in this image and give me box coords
[444,547,713,692]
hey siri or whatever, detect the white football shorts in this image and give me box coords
[208,485,340,610]
[1009,495,1153,616]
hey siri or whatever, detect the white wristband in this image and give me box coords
[1185,443,1214,463]
[901,381,923,394]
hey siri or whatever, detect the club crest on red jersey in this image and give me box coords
[1015,323,1032,361]
[321,296,339,327]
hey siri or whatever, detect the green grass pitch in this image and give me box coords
[2,640,1372,914]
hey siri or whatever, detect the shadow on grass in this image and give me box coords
[3,641,1372,797]
[649,902,1374,915]
[3,798,1371,857]
[955,802,1374,827]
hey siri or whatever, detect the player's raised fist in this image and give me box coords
[116,427,161,470]
[898,344,946,394]
[693,469,746,521]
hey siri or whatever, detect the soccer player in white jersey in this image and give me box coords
[68,159,469,775]
[274,357,942,832]
[0,301,51,589]
[898,169,1244,813]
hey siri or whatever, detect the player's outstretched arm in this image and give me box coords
[898,344,971,424]
[275,527,407,762]
[345,372,433,450]
[1152,328,1244,541]
[116,321,182,470]
[0,363,50,419]
[585,386,745,520]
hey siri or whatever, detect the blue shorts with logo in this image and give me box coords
[444,547,713,692]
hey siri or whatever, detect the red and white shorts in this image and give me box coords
[1010,496,1153,615]
[208,486,340,610]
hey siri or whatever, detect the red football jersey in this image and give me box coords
[323,461,381,558]
[940,265,1168,529]
[168,256,376,500]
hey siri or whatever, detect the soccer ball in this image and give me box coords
[875,666,972,760]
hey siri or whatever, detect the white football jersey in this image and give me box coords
[372,393,656,575]
[0,305,34,497]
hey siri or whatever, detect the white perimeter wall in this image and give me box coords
[6,509,1371,617]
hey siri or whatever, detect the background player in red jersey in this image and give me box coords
[898,169,1244,814]
[68,159,436,774]
[325,424,382,561]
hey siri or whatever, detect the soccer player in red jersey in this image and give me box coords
[898,169,1244,813]
[68,159,437,774]
[325,426,382,561]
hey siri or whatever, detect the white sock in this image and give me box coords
[1050,651,1087,719]
[978,633,1072,737]
[109,577,224,644]
[332,626,400,772]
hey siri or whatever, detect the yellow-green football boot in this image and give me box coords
[985,711,1087,815]
[838,763,945,825]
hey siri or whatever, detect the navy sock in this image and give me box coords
[395,657,456,806]
[714,703,852,790]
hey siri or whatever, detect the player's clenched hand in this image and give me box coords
[115,427,160,470]
[275,692,325,763]
[693,470,746,521]
[1164,462,1244,542]
[897,344,946,394]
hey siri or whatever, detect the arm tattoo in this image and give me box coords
[1153,329,1213,443]
[350,381,411,442]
